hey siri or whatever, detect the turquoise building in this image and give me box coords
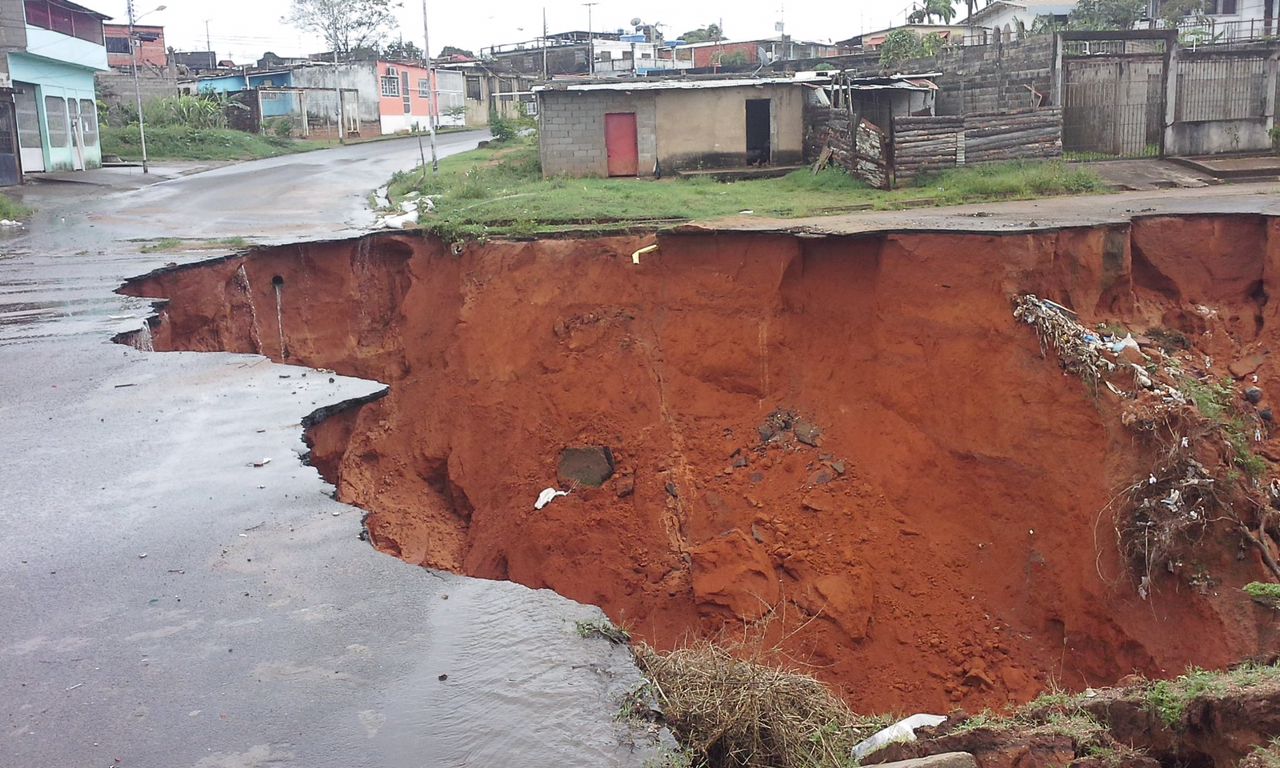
[6,0,109,173]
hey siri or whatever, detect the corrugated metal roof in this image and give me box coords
[534,73,828,93]
[535,72,939,94]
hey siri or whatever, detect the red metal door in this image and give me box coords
[604,112,638,176]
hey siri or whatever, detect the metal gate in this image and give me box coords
[0,95,20,186]
[1062,57,1167,158]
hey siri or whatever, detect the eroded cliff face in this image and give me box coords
[120,217,1280,712]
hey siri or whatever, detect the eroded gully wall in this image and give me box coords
[120,218,1280,713]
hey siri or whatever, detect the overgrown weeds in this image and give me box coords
[0,193,30,221]
[631,641,885,768]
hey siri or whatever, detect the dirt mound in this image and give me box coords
[119,216,1280,712]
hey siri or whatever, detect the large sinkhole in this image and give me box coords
[118,216,1280,713]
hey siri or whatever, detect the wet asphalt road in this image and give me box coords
[0,133,668,768]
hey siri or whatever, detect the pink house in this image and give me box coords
[374,59,438,133]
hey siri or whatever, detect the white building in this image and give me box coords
[963,0,1075,44]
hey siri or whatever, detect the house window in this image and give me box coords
[419,78,430,98]
[465,76,481,100]
[44,96,68,148]
[402,95,411,114]
[105,36,131,54]
[79,99,98,146]
[380,76,399,97]
[400,71,409,96]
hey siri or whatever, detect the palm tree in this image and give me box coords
[928,0,958,23]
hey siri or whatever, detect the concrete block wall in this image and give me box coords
[908,37,1057,115]
[538,90,657,177]
[95,69,177,111]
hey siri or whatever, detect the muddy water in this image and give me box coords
[374,576,672,765]
[121,218,1280,713]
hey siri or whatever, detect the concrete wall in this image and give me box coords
[654,84,804,168]
[539,90,657,176]
[290,63,380,123]
[95,68,176,111]
[538,83,805,177]
[1166,48,1278,155]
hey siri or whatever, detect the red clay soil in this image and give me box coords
[119,215,1280,713]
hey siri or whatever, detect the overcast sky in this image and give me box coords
[87,0,921,64]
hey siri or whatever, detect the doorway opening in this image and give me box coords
[745,99,771,166]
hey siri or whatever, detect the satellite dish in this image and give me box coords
[630,17,642,27]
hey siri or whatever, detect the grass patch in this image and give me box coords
[1245,581,1280,608]
[103,125,326,162]
[1147,664,1280,728]
[137,236,256,253]
[0,192,31,221]
[388,137,1105,240]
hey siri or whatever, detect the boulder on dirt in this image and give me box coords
[1231,353,1267,378]
[870,754,978,768]
[794,420,822,447]
[557,447,615,487]
[1246,386,1264,404]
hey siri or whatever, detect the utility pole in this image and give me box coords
[541,7,548,80]
[204,19,211,53]
[128,0,149,173]
[583,2,597,76]
[422,0,438,171]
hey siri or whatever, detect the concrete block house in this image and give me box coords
[535,76,813,178]
[1,0,110,176]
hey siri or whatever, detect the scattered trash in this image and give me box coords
[65,682,83,691]
[851,713,947,761]
[534,487,570,510]
[251,458,271,468]
[0,219,23,228]
[137,553,147,559]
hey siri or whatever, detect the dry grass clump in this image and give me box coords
[632,641,882,768]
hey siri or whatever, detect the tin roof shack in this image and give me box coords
[536,75,819,178]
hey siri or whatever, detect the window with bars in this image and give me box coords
[418,79,430,98]
[380,76,399,97]
[105,36,131,54]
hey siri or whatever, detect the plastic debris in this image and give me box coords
[252,458,271,468]
[534,487,570,510]
[851,714,947,761]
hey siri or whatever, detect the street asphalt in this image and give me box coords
[0,132,668,768]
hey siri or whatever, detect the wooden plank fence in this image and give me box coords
[893,108,1062,185]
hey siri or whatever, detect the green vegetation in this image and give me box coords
[0,193,31,221]
[879,29,947,67]
[102,94,325,162]
[1245,581,1280,607]
[1147,664,1280,728]
[103,125,326,162]
[387,136,1105,240]
[136,236,255,253]
[1180,376,1268,479]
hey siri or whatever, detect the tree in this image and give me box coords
[1159,0,1207,25]
[879,28,925,66]
[439,45,475,59]
[1068,0,1146,29]
[384,40,424,60]
[678,23,722,42]
[285,0,400,58]
[908,0,957,23]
